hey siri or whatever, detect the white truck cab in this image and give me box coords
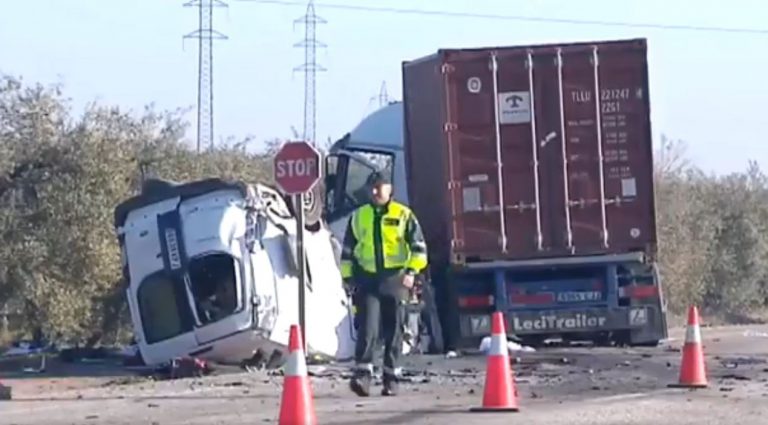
[323,101,408,242]
[114,178,355,367]
[322,102,446,355]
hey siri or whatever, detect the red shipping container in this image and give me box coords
[402,38,657,266]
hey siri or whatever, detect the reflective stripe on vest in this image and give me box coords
[351,202,412,274]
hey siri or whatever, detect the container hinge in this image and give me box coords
[447,181,460,190]
[443,122,458,132]
[488,52,499,71]
[525,52,533,69]
[506,202,537,211]
[498,234,508,250]
[440,63,455,74]
[450,238,463,248]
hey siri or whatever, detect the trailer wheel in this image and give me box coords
[519,335,548,348]
[419,282,444,354]
[612,330,659,348]
[630,340,660,348]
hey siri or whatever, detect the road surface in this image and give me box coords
[2,324,768,424]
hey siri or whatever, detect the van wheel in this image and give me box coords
[283,181,324,229]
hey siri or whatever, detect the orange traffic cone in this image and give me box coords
[278,324,317,425]
[669,305,708,388]
[470,311,520,412]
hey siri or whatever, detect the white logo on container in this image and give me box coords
[498,91,531,124]
[467,77,482,93]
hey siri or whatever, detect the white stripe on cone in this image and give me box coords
[285,350,308,377]
[685,324,702,344]
[489,334,508,356]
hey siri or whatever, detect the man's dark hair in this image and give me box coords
[366,171,391,187]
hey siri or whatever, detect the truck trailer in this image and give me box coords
[325,38,668,350]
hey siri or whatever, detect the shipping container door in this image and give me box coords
[559,42,655,254]
[496,49,593,257]
[443,52,502,259]
[490,51,547,257]
[444,51,540,260]
[558,46,611,253]
[591,44,656,253]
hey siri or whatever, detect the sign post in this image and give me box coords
[273,141,322,352]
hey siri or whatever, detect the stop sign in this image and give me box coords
[273,141,322,194]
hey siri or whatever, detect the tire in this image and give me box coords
[301,181,324,228]
[419,282,445,354]
[283,180,324,230]
[433,271,461,352]
[630,340,660,348]
[520,335,548,348]
[611,330,659,348]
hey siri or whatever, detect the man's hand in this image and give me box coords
[402,273,415,289]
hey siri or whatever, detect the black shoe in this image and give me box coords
[350,374,371,397]
[381,376,399,397]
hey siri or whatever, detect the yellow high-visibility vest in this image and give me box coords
[341,201,427,277]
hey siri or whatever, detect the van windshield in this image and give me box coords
[187,253,240,324]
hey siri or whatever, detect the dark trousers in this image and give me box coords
[354,273,406,378]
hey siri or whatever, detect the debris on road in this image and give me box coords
[743,330,768,338]
[22,354,47,374]
[720,374,751,381]
[147,357,212,380]
[478,336,535,354]
[0,381,11,400]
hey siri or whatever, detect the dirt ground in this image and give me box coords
[2,324,768,424]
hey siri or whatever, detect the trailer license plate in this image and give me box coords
[557,291,601,302]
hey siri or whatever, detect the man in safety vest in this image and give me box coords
[340,171,428,397]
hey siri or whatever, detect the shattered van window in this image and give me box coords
[137,273,193,344]
[188,253,239,324]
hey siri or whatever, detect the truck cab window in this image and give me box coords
[344,158,378,208]
[324,149,394,222]
[137,273,194,344]
[187,253,239,324]
[342,152,394,209]
[324,155,339,213]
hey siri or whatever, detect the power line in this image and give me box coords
[293,1,326,147]
[184,0,229,153]
[237,0,768,35]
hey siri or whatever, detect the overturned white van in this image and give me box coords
[113,178,356,367]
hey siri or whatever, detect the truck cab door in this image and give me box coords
[323,149,396,241]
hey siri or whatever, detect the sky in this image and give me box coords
[1,0,767,174]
